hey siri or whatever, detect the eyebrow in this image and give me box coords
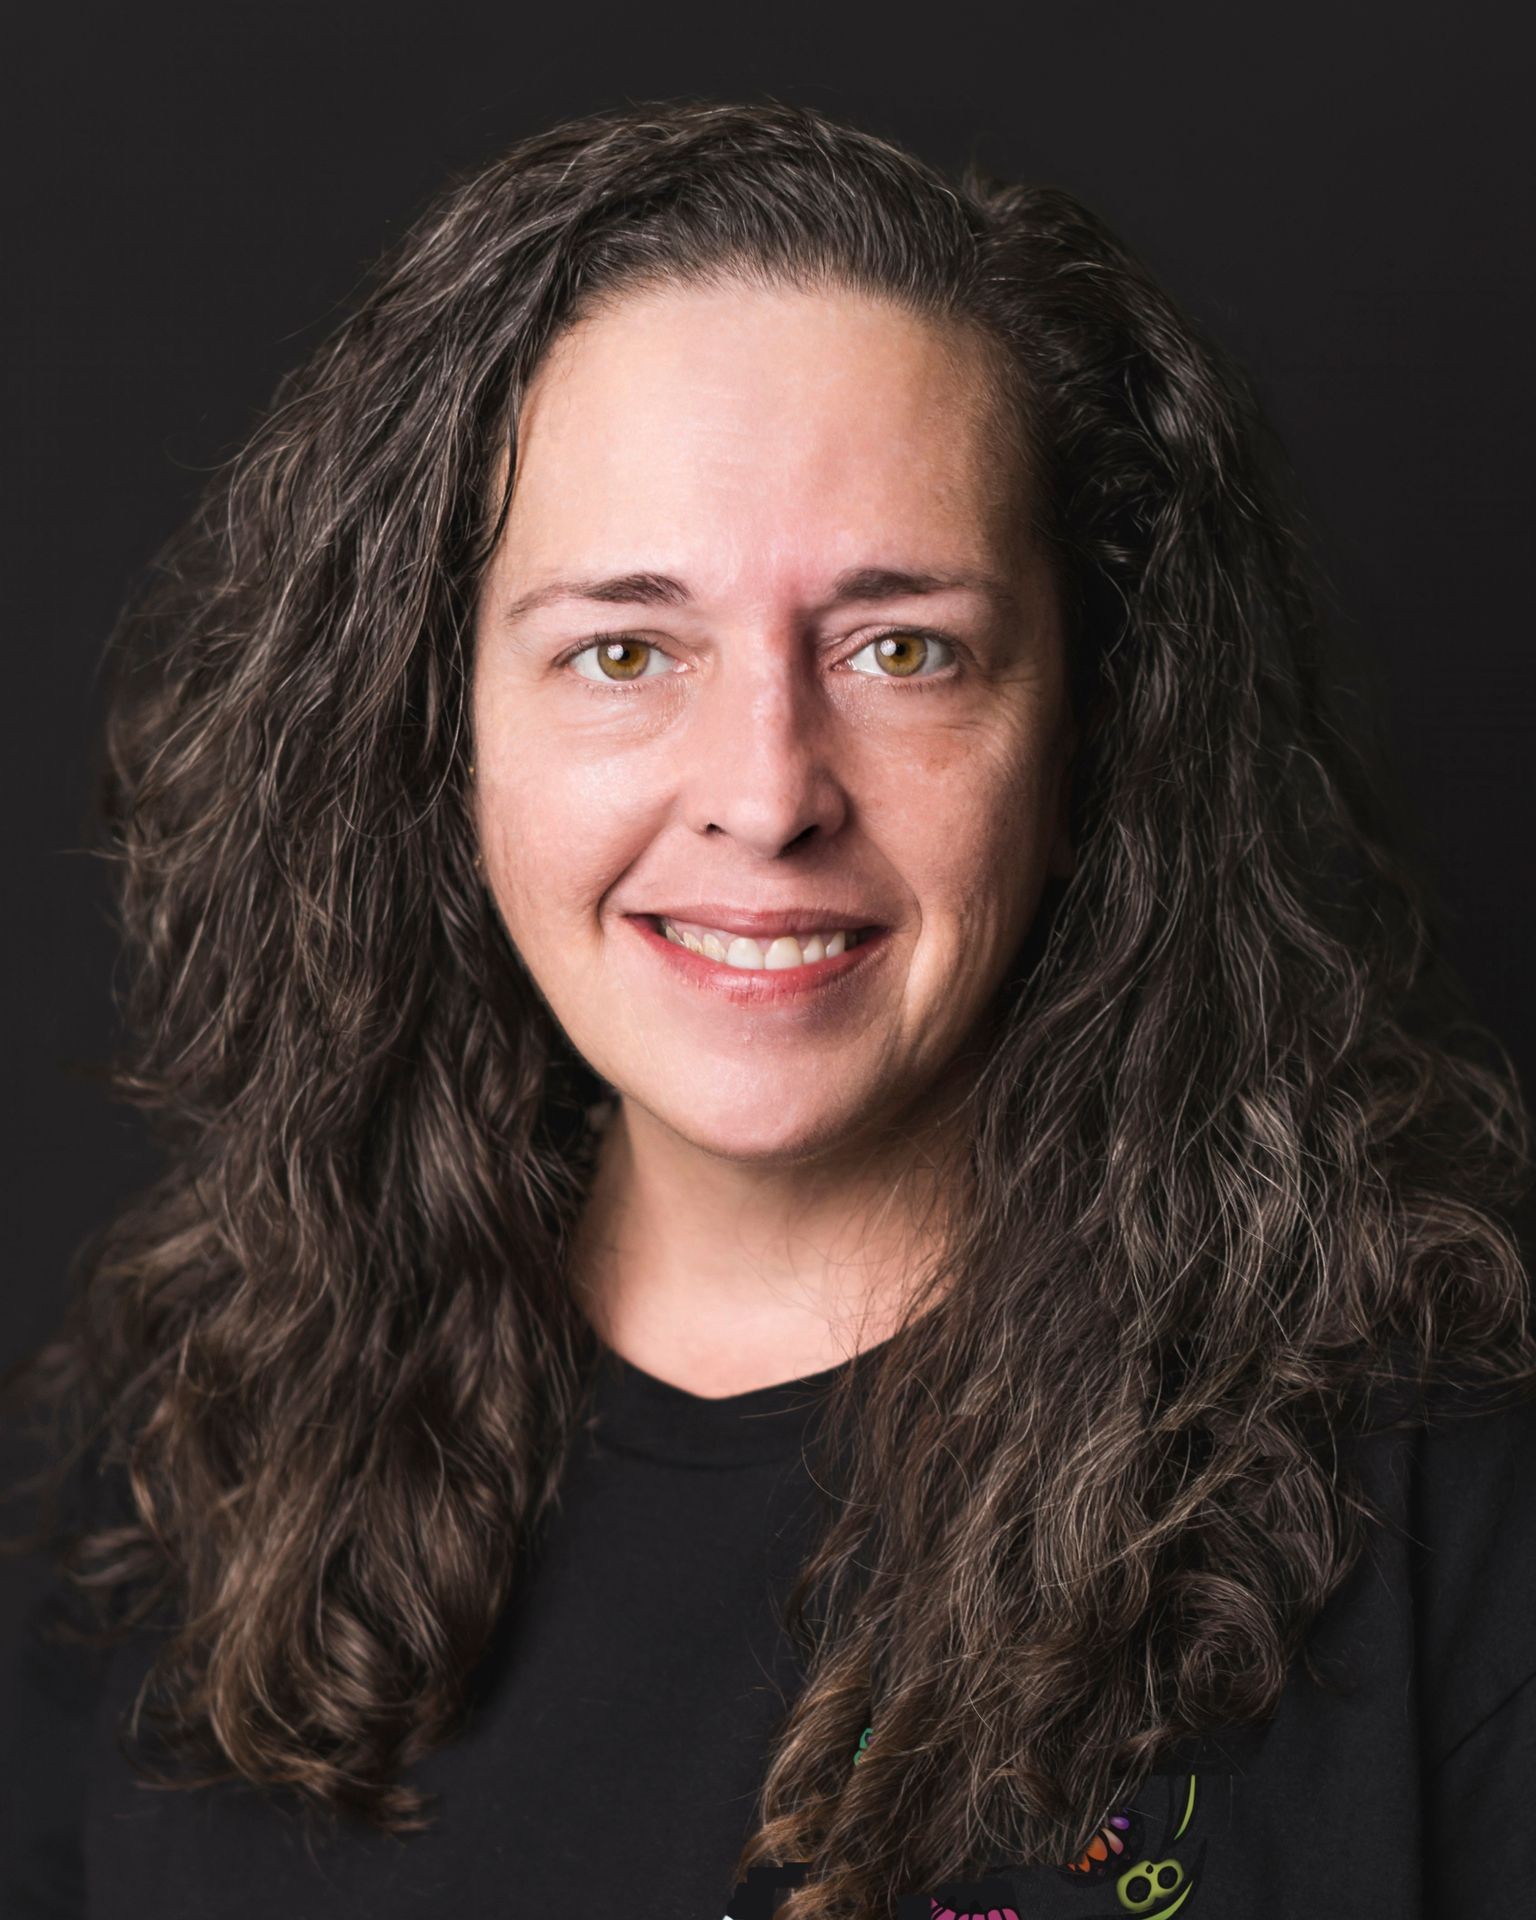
[499,565,1016,626]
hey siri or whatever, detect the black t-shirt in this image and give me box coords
[4,1342,1536,1918]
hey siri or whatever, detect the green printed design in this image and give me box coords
[848,1723,1207,1913]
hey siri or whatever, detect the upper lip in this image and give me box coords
[634,904,885,938]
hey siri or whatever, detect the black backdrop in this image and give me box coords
[3,3,1531,1468]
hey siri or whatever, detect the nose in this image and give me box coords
[677,631,849,855]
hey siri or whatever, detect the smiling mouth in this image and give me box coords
[647,914,878,971]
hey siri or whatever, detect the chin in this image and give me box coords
[649,1088,870,1165]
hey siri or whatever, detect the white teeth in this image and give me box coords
[657,917,865,971]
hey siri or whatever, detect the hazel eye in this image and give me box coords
[846,631,955,679]
[567,638,674,684]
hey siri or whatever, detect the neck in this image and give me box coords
[568,1090,968,1398]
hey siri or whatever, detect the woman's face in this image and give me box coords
[471,278,1075,1163]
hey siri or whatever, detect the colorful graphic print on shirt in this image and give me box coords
[724,1753,1207,1919]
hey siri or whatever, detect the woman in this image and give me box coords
[2,97,1533,1920]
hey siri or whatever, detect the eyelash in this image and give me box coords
[557,628,962,692]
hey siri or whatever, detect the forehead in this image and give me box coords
[495,279,1026,587]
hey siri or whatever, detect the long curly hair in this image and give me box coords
[5,96,1533,1918]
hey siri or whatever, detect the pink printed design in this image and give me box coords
[929,1904,1019,1919]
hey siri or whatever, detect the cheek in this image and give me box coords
[477,731,654,941]
[473,712,577,925]
[900,731,1057,948]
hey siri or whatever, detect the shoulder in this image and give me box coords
[0,1435,134,1912]
[2,1431,147,1680]
[1414,1368,1536,1504]
[1407,1370,1536,1585]
[1349,1370,1536,1769]
[1415,1374,1536,1708]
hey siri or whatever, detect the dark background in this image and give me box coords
[3,1,1531,1558]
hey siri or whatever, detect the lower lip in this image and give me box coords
[625,915,890,1003]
